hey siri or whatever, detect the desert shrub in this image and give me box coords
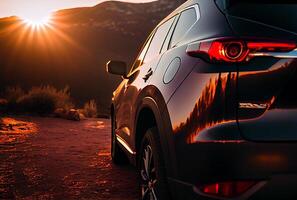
[0,99,8,113]
[4,86,25,111]
[17,85,74,114]
[83,99,98,118]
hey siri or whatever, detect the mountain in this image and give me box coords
[0,0,183,112]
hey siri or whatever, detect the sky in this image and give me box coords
[0,0,154,18]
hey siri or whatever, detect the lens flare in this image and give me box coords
[21,12,52,27]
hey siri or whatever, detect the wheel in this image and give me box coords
[111,114,128,165]
[138,127,171,200]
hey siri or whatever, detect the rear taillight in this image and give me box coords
[186,38,296,63]
[247,42,296,52]
[200,181,256,198]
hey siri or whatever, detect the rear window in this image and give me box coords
[216,0,297,33]
[170,7,198,47]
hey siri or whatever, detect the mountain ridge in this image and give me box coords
[0,0,183,111]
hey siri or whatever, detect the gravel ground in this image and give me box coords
[0,116,138,200]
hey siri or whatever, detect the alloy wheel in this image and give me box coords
[140,145,158,200]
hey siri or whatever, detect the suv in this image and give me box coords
[107,0,297,199]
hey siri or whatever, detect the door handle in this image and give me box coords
[143,68,153,82]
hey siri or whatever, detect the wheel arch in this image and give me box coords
[133,86,177,178]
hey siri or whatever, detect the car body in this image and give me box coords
[107,0,297,199]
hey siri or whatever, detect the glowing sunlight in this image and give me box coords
[20,12,52,27]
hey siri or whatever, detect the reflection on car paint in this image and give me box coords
[172,72,237,144]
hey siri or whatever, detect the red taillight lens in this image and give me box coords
[200,181,256,198]
[247,42,296,52]
[186,38,296,63]
[208,40,248,62]
[225,42,245,59]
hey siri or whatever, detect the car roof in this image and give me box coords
[157,0,200,27]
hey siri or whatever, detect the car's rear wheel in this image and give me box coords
[138,127,170,200]
[111,114,127,164]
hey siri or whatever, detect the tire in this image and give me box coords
[111,114,128,165]
[138,127,171,200]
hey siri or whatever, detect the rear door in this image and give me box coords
[115,17,176,148]
[222,0,297,141]
[151,6,201,103]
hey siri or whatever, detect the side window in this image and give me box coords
[160,16,177,54]
[142,17,175,64]
[130,33,154,72]
[170,7,198,47]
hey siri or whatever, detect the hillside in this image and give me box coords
[0,0,183,112]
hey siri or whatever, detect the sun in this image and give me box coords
[21,12,52,27]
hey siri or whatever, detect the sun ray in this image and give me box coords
[45,22,89,54]
[0,19,24,36]
[20,12,52,28]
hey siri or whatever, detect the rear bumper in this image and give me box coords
[169,174,297,200]
[171,141,297,200]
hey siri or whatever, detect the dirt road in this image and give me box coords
[0,117,138,200]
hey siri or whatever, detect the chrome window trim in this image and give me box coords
[159,15,178,54]
[250,48,297,58]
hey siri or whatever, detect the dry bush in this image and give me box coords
[83,99,98,118]
[5,86,25,101]
[4,86,25,111]
[0,98,8,111]
[17,85,74,114]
